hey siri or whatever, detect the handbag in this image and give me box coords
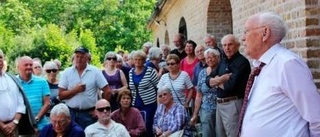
[169,129,184,137]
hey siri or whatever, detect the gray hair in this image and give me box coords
[143,42,153,48]
[116,54,125,65]
[157,86,172,95]
[50,103,70,117]
[53,59,61,69]
[204,34,216,41]
[104,51,117,61]
[221,34,240,46]
[132,50,147,61]
[43,61,58,70]
[160,44,171,51]
[128,50,136,59]
[204,48,220,58]
[256,12,287,43]
[148,47,162,60]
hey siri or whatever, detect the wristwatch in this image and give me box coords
[35,117,40,123]
[12,119,19,125]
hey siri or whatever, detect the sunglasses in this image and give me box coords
[96,106,111,112]
[46,69,58,73]
[158,93,168,98]
[107,57,117,61]
[167,62,176,66]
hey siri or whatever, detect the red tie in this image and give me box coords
[238,62,265,136]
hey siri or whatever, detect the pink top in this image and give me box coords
[111,107,146,137]
[180,57,198,98]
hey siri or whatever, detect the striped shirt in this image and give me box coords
[17,75,50,130]
[157,71,193,105]
[129,67,159,105]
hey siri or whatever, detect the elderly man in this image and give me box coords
[85,99,130,137]
[39,103,85,137]
[206,34,251,137]
[239,12,320,137]
[17,56,51,132]
[58,47,112,129]
[204,34,224,59]
[170,33,187,60]
[192,45,206,87]
[0,50,35,136]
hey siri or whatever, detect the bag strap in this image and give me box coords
[169,76,183,106]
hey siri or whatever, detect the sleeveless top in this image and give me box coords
[102,69,123,90]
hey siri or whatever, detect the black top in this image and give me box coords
[170,48,187,61]
[206,52,251,98]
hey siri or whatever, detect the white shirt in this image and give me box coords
[0,73,25,121]
[241,44,320,137]
[84,120,130,137]
[59,65,108,109]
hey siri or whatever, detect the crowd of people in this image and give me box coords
[0,12,320,137]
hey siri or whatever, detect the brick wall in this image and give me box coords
[148,0,320,89]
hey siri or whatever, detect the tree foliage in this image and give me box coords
[0,0,156,72]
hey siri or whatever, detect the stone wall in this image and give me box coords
[148,0,320,89]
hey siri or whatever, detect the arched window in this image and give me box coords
[178,17,187,40]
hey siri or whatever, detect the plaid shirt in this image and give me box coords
[153,103,187,133]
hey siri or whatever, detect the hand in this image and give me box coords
[220,73,232,82]
[2,122,16,136]
[190,116,197,126]
[155,127,162,136]
[73,83,86,93]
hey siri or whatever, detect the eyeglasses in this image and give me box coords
[167,62,176,66]
[244,26,266,35]
[46,69,58,73]
[96,106,111,112]
[107,57,117,61]
[51,120,68,126]
[158,93,168,98]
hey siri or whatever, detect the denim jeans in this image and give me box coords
[69,108,96,129]
[200,109,216,137]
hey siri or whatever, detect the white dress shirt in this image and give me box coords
[241,44,320,137]
[0,73,25,121]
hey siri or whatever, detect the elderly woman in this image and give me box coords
[39,103,85,137]
[157,54,193,107]
[153,87,187,137]
[33,58,43,76]
[103,52,128,111]
[128,50,159,137]
[43,61,60,108]
[146,47,164,77]
[190,48,220,137]
[111,89,146,137]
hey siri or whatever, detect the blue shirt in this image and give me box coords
[153,103,187,133]
[197,68,217,112]
[39,121,85,137]
[17,75,50,130]
[192,61,207,86]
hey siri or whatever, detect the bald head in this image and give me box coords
[95,99,110,109]
[17,56,33,79]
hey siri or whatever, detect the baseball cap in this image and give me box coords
[74,47,89,54]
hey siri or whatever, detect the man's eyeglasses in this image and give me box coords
[107,57,117,61]
[46,69,58,73]
[167,62,176,66]
[244,26,266,35]
[96,106,111,112]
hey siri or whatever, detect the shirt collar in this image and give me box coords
[253,43,281,67]
[18,74,35,84]
[72,64,92,72]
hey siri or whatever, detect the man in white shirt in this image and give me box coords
[59,47,112,129]
[0,49,36,136]
[240,12,320,137]
[85,99,130,137]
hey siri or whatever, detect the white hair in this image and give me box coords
[104,51,117,61]
[143,42,153,48]
[50,103,70,117]
[204,48,220,58]
[43,61,58,70]
[256,12,287,43]
[157,86,172,95]
[148,47,162,60]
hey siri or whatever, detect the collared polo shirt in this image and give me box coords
[59,65,108,109]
